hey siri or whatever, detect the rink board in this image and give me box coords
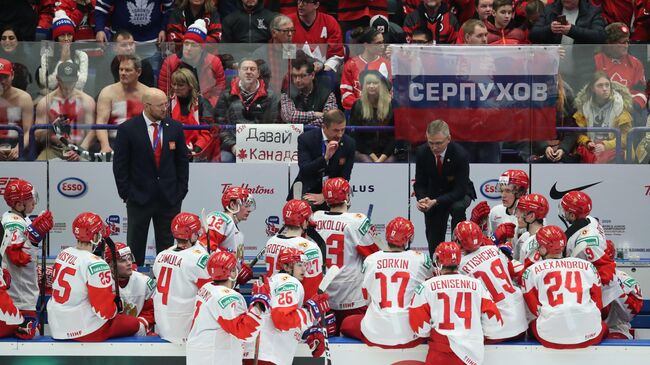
[3,162,650,258]
[1,337,650,364]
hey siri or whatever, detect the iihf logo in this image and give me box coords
[265,216,280,237]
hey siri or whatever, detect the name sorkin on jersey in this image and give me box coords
[220,183,275,195]
[408,82,549,102]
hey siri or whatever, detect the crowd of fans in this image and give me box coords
[0,0,650,163]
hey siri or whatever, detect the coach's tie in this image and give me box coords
[436,154,443,175]
[152,122,161,169]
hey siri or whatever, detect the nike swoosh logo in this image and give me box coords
[549,181,603,200]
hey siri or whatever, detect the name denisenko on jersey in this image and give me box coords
[429,278,478,291]
[220,183,274,195]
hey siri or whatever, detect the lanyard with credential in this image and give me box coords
[153,123,162,151]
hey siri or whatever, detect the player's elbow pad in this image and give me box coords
[271,306,311,332]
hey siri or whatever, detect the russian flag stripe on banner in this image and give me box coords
[390,46,561,143]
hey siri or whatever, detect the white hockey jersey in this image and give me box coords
[311,211,379,310]
[187,284,262,365]
[606,270,643,339]
[244,273,317,365]
[361,250,433,346]
[488,204,517,238]
[459,246,528,340]
[522,258,603,345]
[565,216,623,307]
[153,244,211,344]
[514,232,542,270]
[409,274,502,365]
[1,211,38,311]
[118,271,156,328]
[264,235,323,299]
[199,211,245,263]
[47,247,117,339]
[0,269,23,326]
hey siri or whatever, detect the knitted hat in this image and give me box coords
[184,19,208,44]
[605,22,630,44]
[0,58,13,76]
[52,10,75,41]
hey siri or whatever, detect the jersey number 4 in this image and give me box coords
[157,267,173,305]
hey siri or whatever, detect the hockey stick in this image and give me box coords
[103,236,123,313]
[201,208,211,254]
[318,265,341,365]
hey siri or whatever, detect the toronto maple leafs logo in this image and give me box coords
[257,18,267,30]
[127,0,155,27]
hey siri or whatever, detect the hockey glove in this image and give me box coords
[250,293,271,312]
[26,210,53,244]
[497,242,514,260]
[325,312,337,336]
[470,201,490,225]
[2,268,10,290]
[302,326,325,358]
[15,317,38,340]
[236,263,254,285]
[305,293,330,321]
[494,223,516,244]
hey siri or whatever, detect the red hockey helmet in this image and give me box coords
[454,221,483,252]
[277,247,306,271]
[434,242,462,267]
[3,179,35,207]
[282,199,313,227]
[207,251,238,281]
[221,186,256,212]
[536,225,567,255]
[516,194,549,219]
[498,170,529,193]
[560,191,592,219]
[322,178,351,206]
[72,212,104,242]
[171,212,202,240]
[385,217,414,247]
[104,242,133,263]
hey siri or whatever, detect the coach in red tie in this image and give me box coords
[414,120,476,257]
[113,88,190,266]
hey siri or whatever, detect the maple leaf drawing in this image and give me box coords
[237,149,248,160]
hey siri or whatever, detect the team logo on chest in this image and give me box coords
[257,19,267,30]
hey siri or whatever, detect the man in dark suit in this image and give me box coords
[290,109,356,211]
[414,120,476,257]
[112,88,190,266]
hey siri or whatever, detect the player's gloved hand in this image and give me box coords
[494,223,516,244]
[15,317,38,340]
[302,326,325,358]
[115,296,124,313]
[305,293,330,321]
[324,312,337,336]
[480,235,494,247]
[497,242,514,260]
[236,263,254,285]
[470,201,490,225]
[101,225,112,239]
[250,277,271,311]
[26,210,53,244]
[2,268,10,290]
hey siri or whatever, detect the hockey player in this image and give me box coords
[522,225,607,349]
[409,241,502,365]
[187,251,266,364]
[513,194,548,272]
[456,221,528,342]
[561,191,622,307]
[311,177,380,327]
[1,179,53,320]
[340,217,432,348]
[104,242,155,336]
[244,247,330,365]
[153,212,211,344]
[199,186,255,286]
[264,199,323,299]
[47,212,140,341]
[0,268,36,339]
[604,240,643,339]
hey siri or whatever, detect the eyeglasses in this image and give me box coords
[275,28,296,34]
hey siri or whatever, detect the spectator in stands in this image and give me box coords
[215,58,279,161]
[289,0,344,73]
[370,14,406,44]
[280,57,337,126]
[462,19,489,44]
[456,0,493,43]
[221,0,276,43]
[252,14,296,94]
[632,1,650,42]
[108,31,155,87]
[167,0,222,43]
[95,0,172,44]
[594,23,647,110]
[349,70,395,163]
[523,0,545,30]
[0,26,33,92]
[96,55,148,153]
[485,0,528,44]
[573,71,633,163]
[403,0,459,44]
[341,27,391,110]
[38,11,88,95]
[34,62,95,161]
[0,58,33,161]
[337,0,388,34]
[159,19,226,107]
[169,68,220,162]
[0,0,39,41]
[592,0,635,27]
[411,27,434,44]
[55,0,96,41]
[529,0,606,45]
